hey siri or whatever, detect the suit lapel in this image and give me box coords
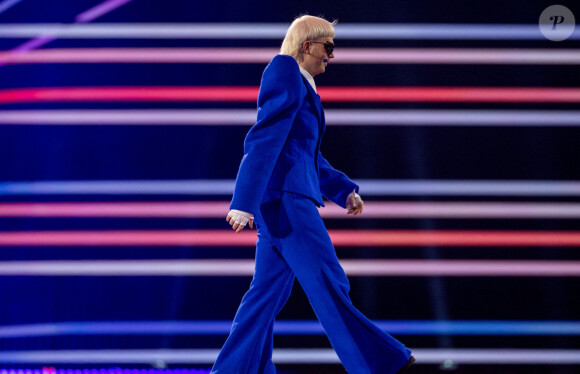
[301,76,324,134]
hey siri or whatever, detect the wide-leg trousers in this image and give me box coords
[210,192,412,374]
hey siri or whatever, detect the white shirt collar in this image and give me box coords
[299,66,317,93]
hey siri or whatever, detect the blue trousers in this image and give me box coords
[211,193,412,374]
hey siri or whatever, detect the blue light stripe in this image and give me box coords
[1,320,579,338]
[0,180,235,195]
[2,179,580,196]
[2,348,580,364]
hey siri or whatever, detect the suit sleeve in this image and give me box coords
[318,152,360,209]
[230,55,305,215]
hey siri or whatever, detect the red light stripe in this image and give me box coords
[1,230,580,246]
[325,87,580,103]
[2,87,580,104]
[0,87,259,104]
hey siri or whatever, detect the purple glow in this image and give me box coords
[11,36,56,52]
[75,0,134,23]
[0,0,23,15]
[0,370,210,374]
[0,0,133,67]
[0,36,56,66]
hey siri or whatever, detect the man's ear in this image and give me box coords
[301,41,310,55]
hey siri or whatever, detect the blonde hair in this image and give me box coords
[280,15,337,62]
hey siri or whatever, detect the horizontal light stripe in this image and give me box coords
[2,320,579,338]
[1,109,580,126]
[5,201,580,219]
[4,86,580,104]
[0,23,579,40]
[2,179,580,196]
[0,180,236,195]
[1,348,579,364]
[0,259,579,276]
[1,48,580,65]
[357,180,580,196]
[4,230,580,247]
[0,87,261,104]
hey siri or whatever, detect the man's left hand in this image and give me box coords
[346,189,364,215]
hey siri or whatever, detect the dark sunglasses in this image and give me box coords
[310,41,335,56]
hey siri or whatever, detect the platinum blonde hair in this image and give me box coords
[280,15,337,62]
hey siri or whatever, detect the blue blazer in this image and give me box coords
[230,55,359,217]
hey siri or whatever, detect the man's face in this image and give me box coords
[304,37,335,76]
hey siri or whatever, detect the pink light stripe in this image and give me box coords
[0,259,579,276]
[3,86,580,104]
[0,48,579,65]
[0,48,277,65]
[0,202,230,217]
[4,201,580,218]
[2,230,580,246]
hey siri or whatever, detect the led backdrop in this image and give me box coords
[0,0,579,369]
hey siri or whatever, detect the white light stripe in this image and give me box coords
[1,348,579,364]
[336,24,580,41]
[1,48,579,65]
[0,109,257,125]
[0,260,579,277]
[415,349,580,364]
[327,110,580,126]
[6,201,580,218]
[0,23,578,40]
[359,180,580,196]
[326,202,580,218]
[1,109,580,126]
[3,179,580,197]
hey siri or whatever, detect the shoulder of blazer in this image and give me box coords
[260,55,306,99]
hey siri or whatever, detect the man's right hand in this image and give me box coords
[226,209,255,233]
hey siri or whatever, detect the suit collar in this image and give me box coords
[301,75,325,136]
[301,75,322,118]
[299,66,317,93]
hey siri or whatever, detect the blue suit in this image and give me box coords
[211,55,412,374]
